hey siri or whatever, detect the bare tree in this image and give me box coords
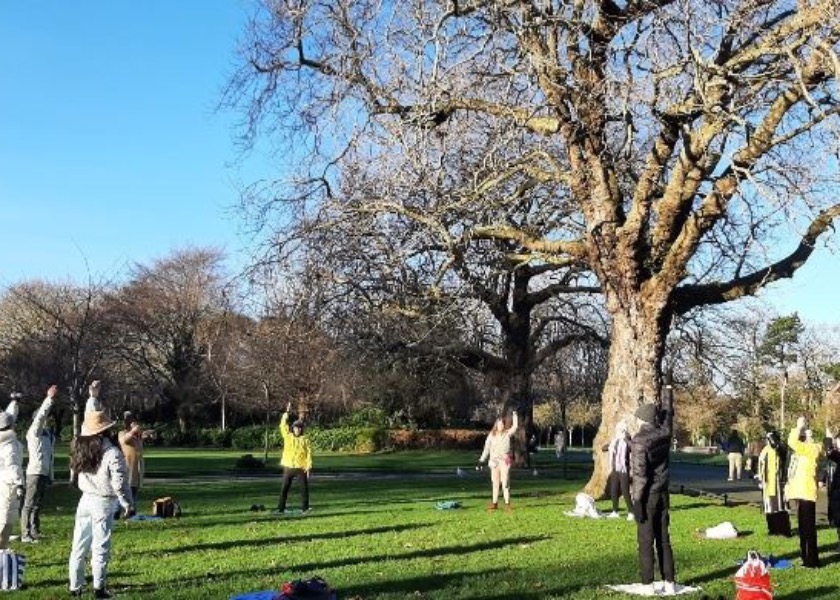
[228,0,840,493]
[0,279,111,435]
[107,247,228,430]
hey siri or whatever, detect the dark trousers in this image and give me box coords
[797,500,820,567]
[20,474,49,537]
[278,467,309,512]
[609,471,632,512]
[637,494,675,584]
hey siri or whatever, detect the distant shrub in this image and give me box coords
[196,428,232,448]
[303,427,386,452]
[234,454,265,470]
[230,425,281,450]
[338,407,389,428]
[387,429,486,450]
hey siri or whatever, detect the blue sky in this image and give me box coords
[0,2,838,324]
[0,1,270,284]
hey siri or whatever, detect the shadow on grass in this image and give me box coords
[781,586,840,599]
[170,522,434,553]
[337,568,587,600]
[688,541,840,587]
[669,502,718,512]
[121,535,552,595]
[184,504,422,521]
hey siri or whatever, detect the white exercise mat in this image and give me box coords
[604,582,701,596]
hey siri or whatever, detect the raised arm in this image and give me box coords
[787,417,808,455]
[27,385,57,442]
[279,402,291,441]
[506,411,518,437]
[660,376,674,437]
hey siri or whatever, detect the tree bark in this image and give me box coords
[503,274,535,466]
[584,304,668,497]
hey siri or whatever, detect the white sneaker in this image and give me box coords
[607,511,620,519]
[663,581,676,595]
[627,513,636,522]
[643,583,656,596]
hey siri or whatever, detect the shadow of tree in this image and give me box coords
[118,535,552,595]
[168,521,435,554]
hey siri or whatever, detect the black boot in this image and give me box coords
[94,588,113,599]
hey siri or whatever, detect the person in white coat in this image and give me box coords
[0,396,23,548]
[478,410,518,512]
[68,411,134,599]
[602,420,633,520]
[21,384,58,543]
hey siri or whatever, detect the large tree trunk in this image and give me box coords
[504,274,535,467]
[505,369,533,466]
[584,303,668,497]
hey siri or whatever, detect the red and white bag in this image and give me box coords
[735,551,772,600]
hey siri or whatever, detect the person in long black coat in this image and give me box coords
[630,381,676,595]
[822,430,840,552]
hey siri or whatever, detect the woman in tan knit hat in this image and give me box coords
[68,411,134,599]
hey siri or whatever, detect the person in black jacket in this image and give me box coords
[630,380,676,595]
[823,429,840,553]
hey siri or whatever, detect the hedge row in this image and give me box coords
[56,423,487,453]
[56,420,488,453]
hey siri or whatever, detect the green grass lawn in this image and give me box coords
[13,464,840,599]
[52,446,593,478]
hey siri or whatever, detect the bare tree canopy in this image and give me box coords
[227,0,840,493]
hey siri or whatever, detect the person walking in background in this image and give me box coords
[85,380,103,414]
[118,412,149,508]
[21,384,58,543]
[276,402,312,515]
[757,430,791,537]
[746,436,764,477]
[822,428,840,553]
[631,377,676,596]
[68,411,134,598]
[603,420,633,520]
[786,416,823,568]
[554,429,566,459]
[724,430,745,481]
[478,410,518,512]
[0,396,23,549]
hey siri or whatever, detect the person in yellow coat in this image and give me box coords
[757,430,791,537]
[275,402,312,515]
[787,416,824,568]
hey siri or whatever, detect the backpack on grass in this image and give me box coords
[735,551,772,600]
[0,549,25,590]
[277,577,336,600]
[152,496,181,518]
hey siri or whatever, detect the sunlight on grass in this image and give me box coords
[11,466,840,599]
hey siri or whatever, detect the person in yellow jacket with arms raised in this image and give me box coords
[787,415,824,568]
[275,402,312,515]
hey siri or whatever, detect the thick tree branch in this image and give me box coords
[532,330,609,368]
[672,203,840,313]
[470,225,588,261]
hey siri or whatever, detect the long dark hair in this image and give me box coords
[70,435,106,474]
